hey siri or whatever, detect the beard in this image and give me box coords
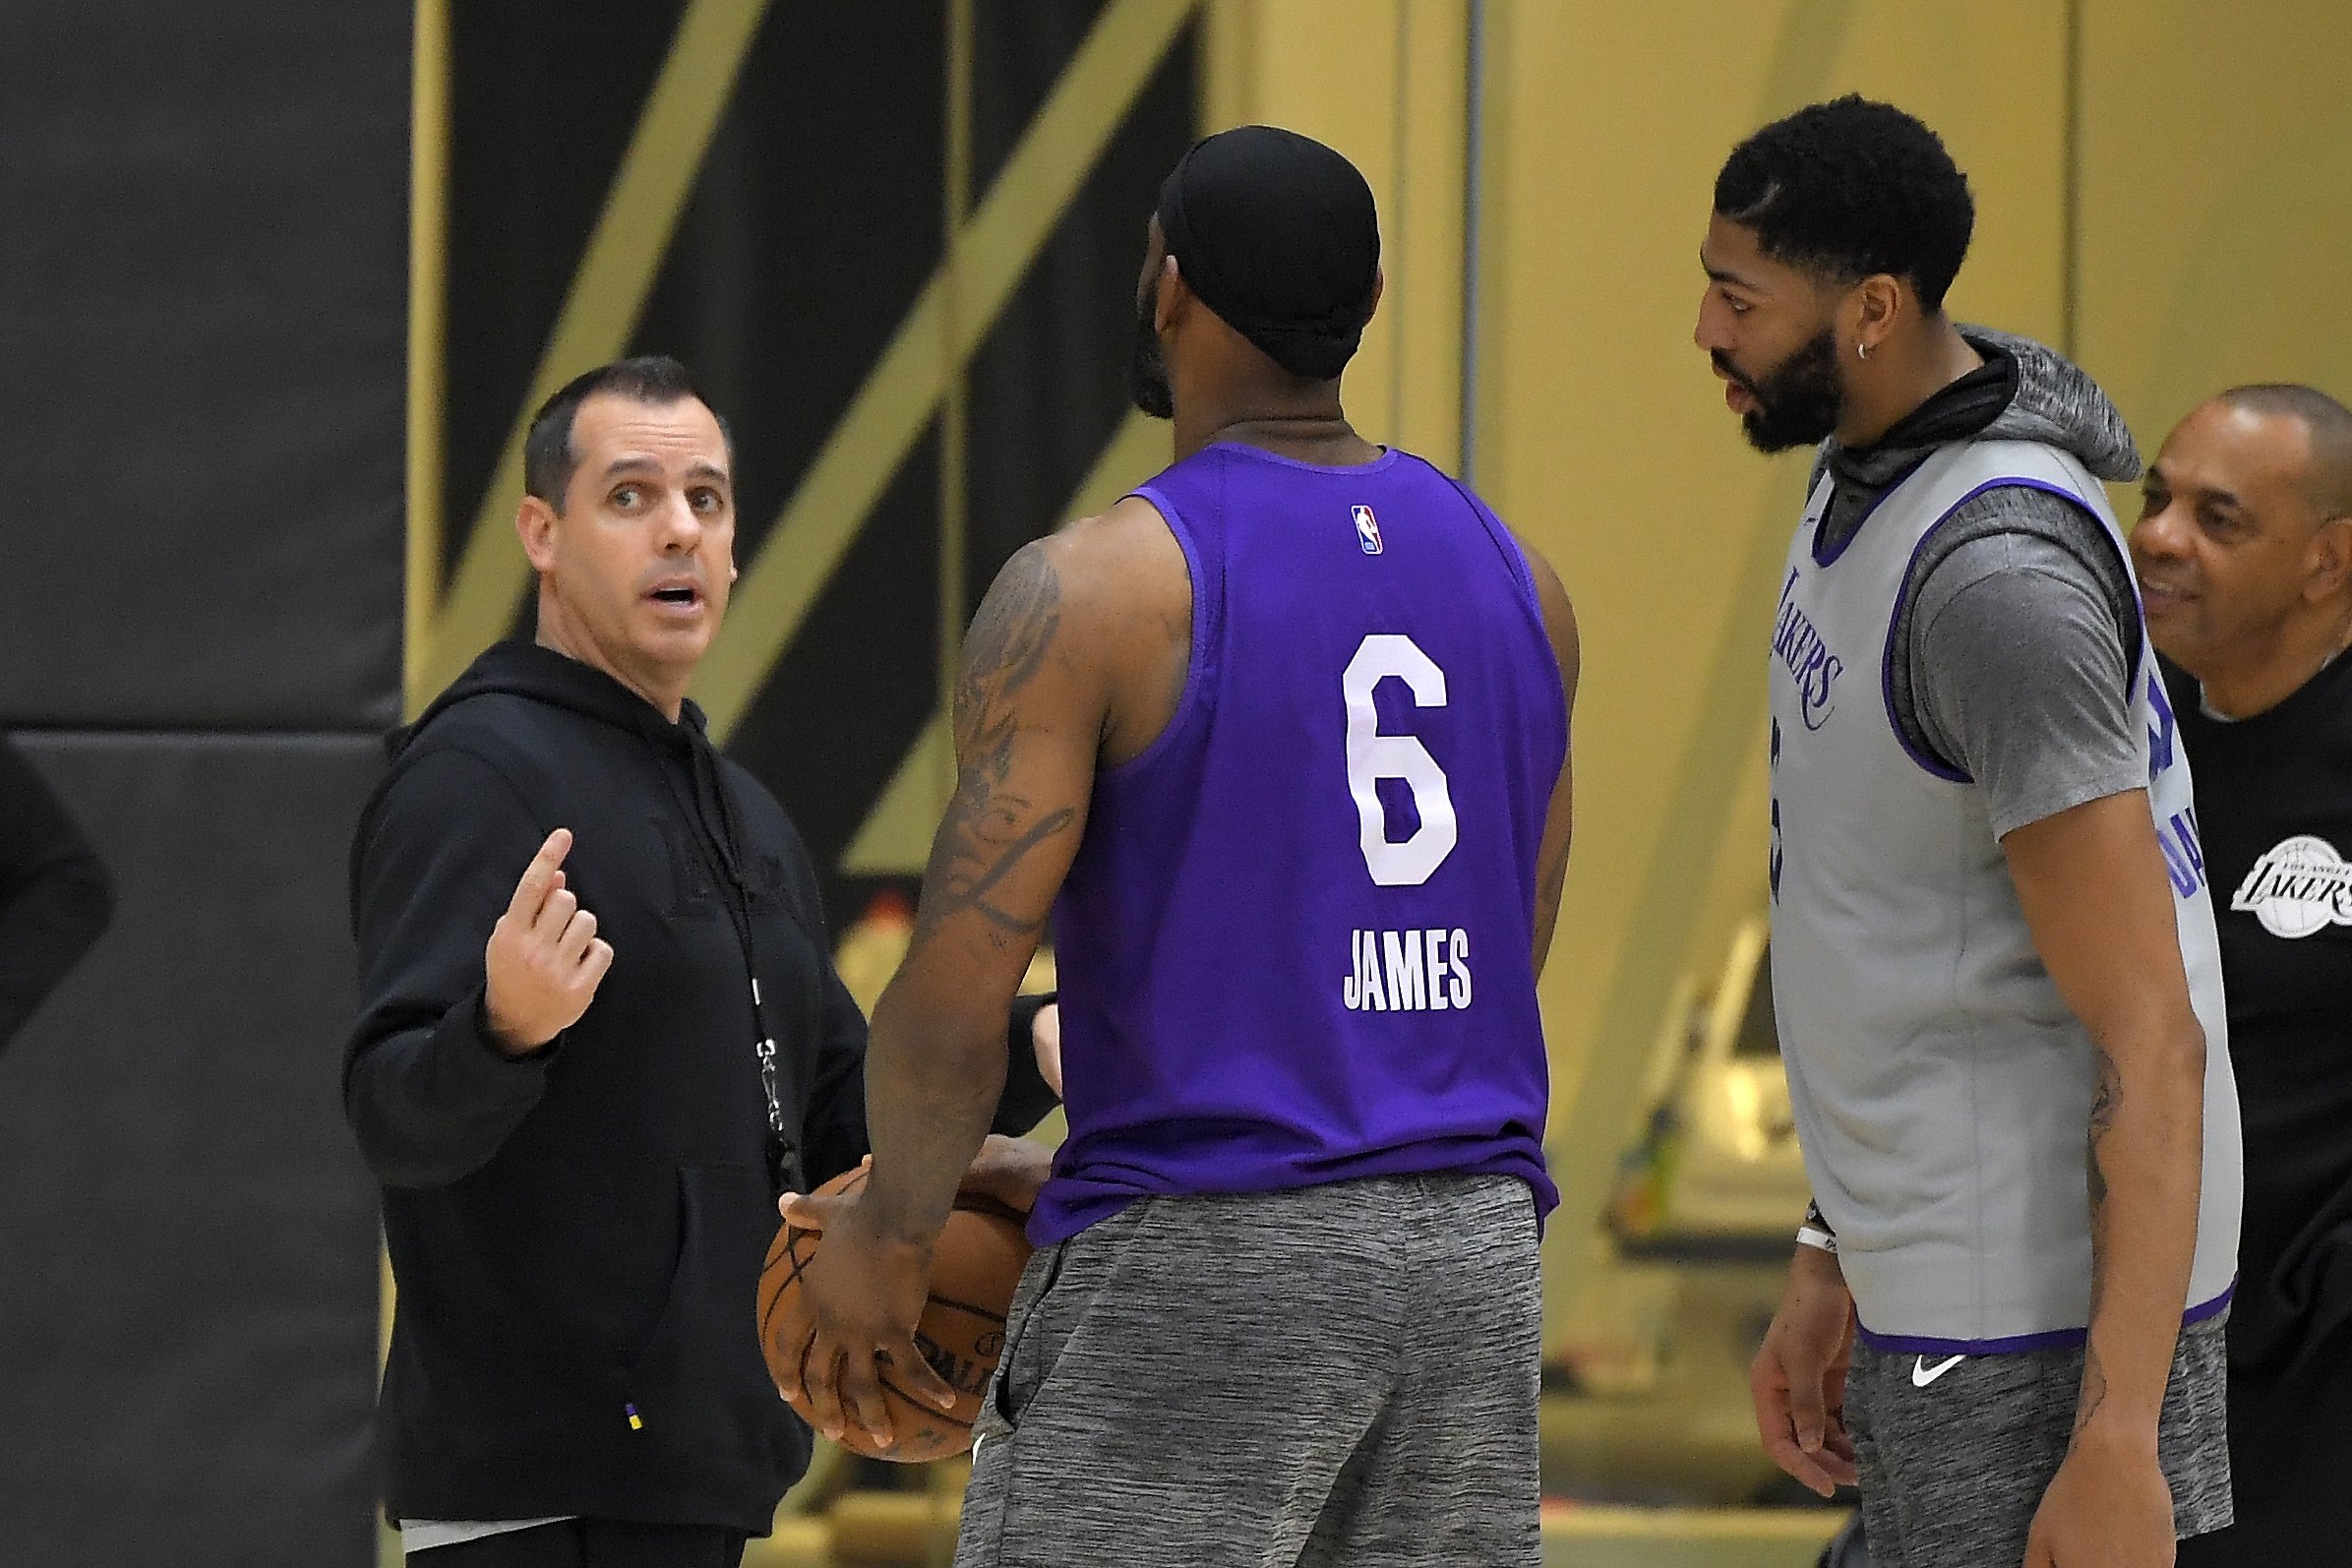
[1126,289,1174,420]
[1720,329,1843,453]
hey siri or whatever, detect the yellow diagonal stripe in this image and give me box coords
[418,0,773,700]
[696,0,1199,742]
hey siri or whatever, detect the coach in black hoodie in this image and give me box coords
[346,357,1056,1565]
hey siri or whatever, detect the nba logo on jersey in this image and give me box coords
[1352,504,1384,555]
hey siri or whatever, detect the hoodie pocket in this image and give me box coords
[614,1163,779,1441]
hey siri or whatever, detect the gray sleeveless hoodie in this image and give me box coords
[1767,332,2242,1352]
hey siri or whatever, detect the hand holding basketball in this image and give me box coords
[765,1161,1035,1462]
[769,1184,957,1451]
[483,829,614,1055]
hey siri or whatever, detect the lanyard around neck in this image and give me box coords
[653,740,802,1190]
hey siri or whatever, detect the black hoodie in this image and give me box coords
[344,640,1053,1532]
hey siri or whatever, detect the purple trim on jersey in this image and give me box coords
[1876,474,2122,784]
[1811,454,1932,568]
[1435,468,1570,740]
[1114,484,1213,783]
[1854,1280,2236,1357]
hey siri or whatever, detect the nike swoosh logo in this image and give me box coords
[1911,1354,1965,1387]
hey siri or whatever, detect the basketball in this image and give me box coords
[758,1166,1034,1462]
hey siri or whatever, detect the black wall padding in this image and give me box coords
[0,734,384,1568]
[0,5,407,730]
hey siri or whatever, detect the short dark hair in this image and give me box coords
[522,355,731,513]
[2220,383,2352,518]
[1714,95,1975,312]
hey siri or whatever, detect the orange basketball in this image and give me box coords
[757,1165,1033,1462]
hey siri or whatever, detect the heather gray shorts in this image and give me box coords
[1844,1309,2233,1568]
[952,1174,1542,1568]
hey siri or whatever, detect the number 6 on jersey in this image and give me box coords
[1343,633,1458,886]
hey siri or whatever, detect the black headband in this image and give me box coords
[1155,126,1379,381]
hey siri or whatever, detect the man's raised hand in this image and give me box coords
[483,829,613,1055]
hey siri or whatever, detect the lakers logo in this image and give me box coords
[2231,834,2352,939]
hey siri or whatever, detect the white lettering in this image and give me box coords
[1342,928,1477,1012]
[1382,930,1426,1009]
[2232,833,2352,939]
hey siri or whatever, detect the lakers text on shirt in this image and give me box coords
[1344,928,1473,1012]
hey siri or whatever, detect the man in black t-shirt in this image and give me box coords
[2133,384,2352,1563]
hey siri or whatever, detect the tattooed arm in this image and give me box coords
[2003,789,2209,1567]
[775,500,1189,1447]
[855,529,1101,1242]
[1512,532,1580,976]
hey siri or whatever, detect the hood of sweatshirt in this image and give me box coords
[1816,327,2140,550]
[392,640,706,762]
[1964,328,2141,482]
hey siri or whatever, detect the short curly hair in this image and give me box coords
[1714,95,1975,312]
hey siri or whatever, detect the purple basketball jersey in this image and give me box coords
[1030,441,1567,1244]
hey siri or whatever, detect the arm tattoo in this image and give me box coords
[2075,1344,2109,1435]
[2074,1045,2123,1437]
[913,543,1078,951]
[2086,1044,2121,1216]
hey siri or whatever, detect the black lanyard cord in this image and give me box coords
[652,735,806,1190]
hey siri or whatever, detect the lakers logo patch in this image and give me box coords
[2232,833,2352,938]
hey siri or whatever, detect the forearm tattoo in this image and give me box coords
[913,542,1078,952]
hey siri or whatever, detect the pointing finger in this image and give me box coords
[507,829,573,922]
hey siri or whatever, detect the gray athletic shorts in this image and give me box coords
[952,1173,1542,1568]
[1844,1309,2233,1568]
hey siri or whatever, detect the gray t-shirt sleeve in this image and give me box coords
[1908,527,2142,839]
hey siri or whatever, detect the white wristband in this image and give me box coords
[1795,1225,1839,1255]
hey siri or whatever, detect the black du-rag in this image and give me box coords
[1155,125,1380,380]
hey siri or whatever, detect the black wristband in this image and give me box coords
[994,991,1062,1134]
